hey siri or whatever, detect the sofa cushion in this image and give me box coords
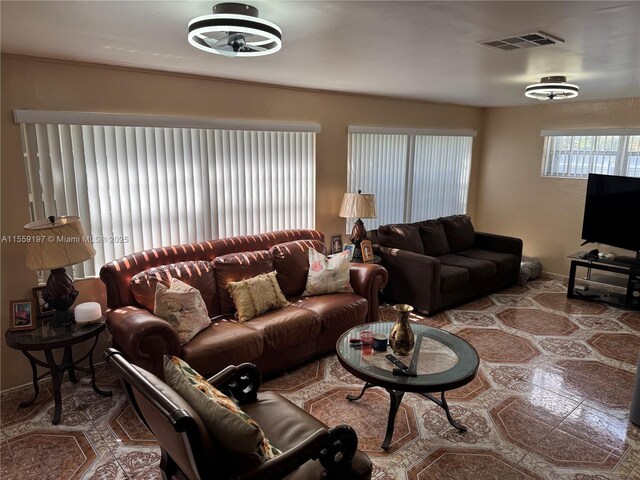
[154,279,211,345]
[439,215,475,253]
[303,249,354,296]
[243,306,321,353]
[131,260,216,314]
[214,250,274,314]
[458,248,521,278]
[228,272,289,322]
[292,294,368,333]
[438,253,497,284]
[163,356,281,472]
[270,239,327,298]
[440,265,470,292]
[377,224,425,255]
[416,220,450,257]
[181,319,264,376]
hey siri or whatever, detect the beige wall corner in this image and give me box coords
[475,98,640,274]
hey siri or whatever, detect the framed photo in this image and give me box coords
[331,234,343,254]
[9,300,36,331]
[360,239,374,262]
[343,244,355,261]
[32,286,54,318]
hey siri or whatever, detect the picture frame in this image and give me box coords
[9,300,36,331]
[32,286,55,318]
[343,244,355,261]
[331,234,343,254]
[360,239,374,262]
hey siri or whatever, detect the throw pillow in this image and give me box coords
[154,278,211,344]
[417,220,450,257]
[227,272,289,322]
[377,224,425,254]
[439,215,475,252]
[164,356,281,471]
[302,249,354,296]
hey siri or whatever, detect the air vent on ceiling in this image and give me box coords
[478,31,564,51]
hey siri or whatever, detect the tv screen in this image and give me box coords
[581,173,640,253]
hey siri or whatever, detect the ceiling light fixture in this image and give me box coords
[525,76,579,100]
[188,2,282,57]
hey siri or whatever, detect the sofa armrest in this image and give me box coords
[474,232,523,258]
[349,263,388,323]
[106,306,181,378]
[378,247,441,315]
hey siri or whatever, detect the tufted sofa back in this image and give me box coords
[100,230,324,308]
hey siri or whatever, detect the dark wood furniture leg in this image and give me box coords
[44,348,64,425]
[19,353,40,408]
[382,389,405,450]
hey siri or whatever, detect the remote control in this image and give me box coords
[386,354,408,370]
[349,338,361,344]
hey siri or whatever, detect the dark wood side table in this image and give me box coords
[5,320,112,424]
[351,255,382,264]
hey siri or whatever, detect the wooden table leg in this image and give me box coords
[44,349,63,425]
[18,353,40,408]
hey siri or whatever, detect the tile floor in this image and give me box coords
[2,273,640,479]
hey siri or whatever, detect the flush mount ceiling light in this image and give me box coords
[188,2,282,57]
[525,76,579,100]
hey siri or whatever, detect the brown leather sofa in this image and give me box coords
[101,229,388,379]
[372,215,522,315]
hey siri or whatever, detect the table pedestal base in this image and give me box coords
[347,384,467,449]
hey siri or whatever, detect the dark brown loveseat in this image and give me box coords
[372,215,522,315]
[101,229,387,379]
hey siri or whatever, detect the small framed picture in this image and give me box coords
[331,234,343,254]
[360,239,374,262]
[9,300,36,331]
[33,286,54,318]
[343,244,355,261]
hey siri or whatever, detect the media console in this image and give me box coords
[567,252,640,311]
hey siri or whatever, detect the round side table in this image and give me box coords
[5,320,112,424]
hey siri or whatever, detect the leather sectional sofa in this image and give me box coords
[101,229,388,378]
[372,215,522,315]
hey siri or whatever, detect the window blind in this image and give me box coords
[541,130,640,178]
[347,130,474,231]
[18,114,317,278]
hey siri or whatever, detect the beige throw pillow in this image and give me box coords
[163,356,281,471]
[227,272,289,322]
[154,278,211,344]
[302,249,354,296]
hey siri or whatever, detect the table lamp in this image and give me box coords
[24,216,96,325]
[339,190,377,259]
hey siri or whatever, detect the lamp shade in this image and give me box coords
[339,192,377,219]
[24,216,96,270]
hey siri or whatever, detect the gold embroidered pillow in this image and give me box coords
[302,249,354,296]
[227,272,289,322]
[163,356,281,471]
[154,278,211,344]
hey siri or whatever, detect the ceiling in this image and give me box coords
[1,1,639,107]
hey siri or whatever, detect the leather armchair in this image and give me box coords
[105,348,372,480]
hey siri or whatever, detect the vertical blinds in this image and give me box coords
[348,131,474,231]
[19,116,316,278]
[541,132,640,178]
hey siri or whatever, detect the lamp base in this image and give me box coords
[42,267,79,313]
[350,218,367,259]
[48,310,75,328]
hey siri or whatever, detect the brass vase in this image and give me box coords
[389,304,415,355]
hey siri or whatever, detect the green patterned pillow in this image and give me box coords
[163,356,281,470]
[302,249,354,296]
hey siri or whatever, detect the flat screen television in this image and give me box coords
[581,173,640,260]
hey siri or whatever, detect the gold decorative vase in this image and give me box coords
[389,304,415,355]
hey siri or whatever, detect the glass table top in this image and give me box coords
[5,320,106,349]
[336,322,479,390]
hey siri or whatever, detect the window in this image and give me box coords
[541,129,640,178]
[347,126,475,231]
[16,110,318,278]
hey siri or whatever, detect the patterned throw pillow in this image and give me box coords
[302,249,354,296]
[163,356,281,471]
[227,272,289,322]
[154,278,211,344]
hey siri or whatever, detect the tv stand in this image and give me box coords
[567,252,640,310]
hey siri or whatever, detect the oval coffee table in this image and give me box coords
[336,321,479,449]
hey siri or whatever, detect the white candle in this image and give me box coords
[74,302,102,324]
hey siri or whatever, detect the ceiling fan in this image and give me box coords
[188,3,282,58]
